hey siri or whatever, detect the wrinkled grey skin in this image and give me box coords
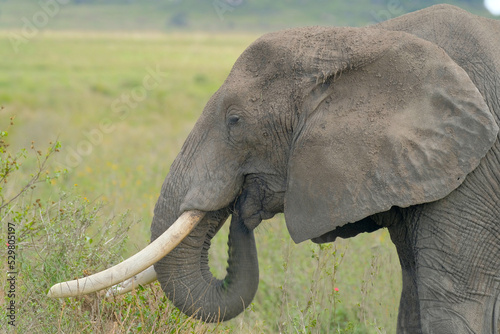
[150,5,500,333]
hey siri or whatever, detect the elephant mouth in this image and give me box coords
[46,181,267,299]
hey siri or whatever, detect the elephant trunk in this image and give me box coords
[153,207,259,322]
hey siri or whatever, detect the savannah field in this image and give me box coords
[0,31,401,333]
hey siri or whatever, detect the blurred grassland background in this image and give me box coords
[0,0,497,333]
[0,0,495,31]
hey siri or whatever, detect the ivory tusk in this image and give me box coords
[47,210,205,298]
[105,265,157,297]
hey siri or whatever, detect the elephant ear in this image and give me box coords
[284,28,498,243]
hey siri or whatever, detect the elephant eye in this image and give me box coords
[227,115,240,126]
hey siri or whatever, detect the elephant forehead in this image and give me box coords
[227,59,290,88]
[221,74,292,109]
[217,79,263,109]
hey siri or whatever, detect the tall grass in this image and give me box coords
[1,32,400,333]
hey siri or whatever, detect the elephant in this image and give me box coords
[48,4,500,333]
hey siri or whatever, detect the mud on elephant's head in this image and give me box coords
[49,5,500,332]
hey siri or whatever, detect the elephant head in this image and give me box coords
[49,6,500,332]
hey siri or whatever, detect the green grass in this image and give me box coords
[1,31,400,333]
